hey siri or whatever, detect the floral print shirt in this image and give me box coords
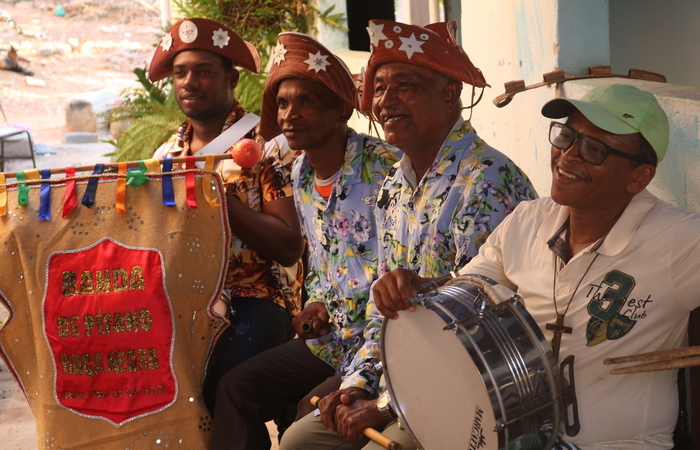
[153,103,304,315]
[290,130,400,371]
[341,119,538,394]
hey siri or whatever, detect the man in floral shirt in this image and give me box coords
[280,20,536,450]
[209,33,400,450]
[148,18,305,415]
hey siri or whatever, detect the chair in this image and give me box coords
[0,124,36,172]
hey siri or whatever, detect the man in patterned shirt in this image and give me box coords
[280,20,537,450]
[209,32,401,450]
[148,18,305,415]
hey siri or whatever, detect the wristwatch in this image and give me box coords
[376,392,397,422]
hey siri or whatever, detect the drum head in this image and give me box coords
[382,306,498,450]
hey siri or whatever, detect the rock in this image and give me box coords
[65,99,96,133]
[64,132,99,144]
[25,76,46,87]
[109,120,129,140]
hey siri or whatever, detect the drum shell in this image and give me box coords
[380,276,561,450]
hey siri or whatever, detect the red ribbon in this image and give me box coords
[62,167,77,218]
[185,156,197,209]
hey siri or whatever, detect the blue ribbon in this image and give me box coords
[39,169,52,220]
[81,163,105,207]
[162,158,176,207]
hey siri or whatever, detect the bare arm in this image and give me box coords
[226,193,305,266]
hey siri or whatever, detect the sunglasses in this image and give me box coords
[548,122,649,165]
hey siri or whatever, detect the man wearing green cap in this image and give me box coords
[372,83,700,449]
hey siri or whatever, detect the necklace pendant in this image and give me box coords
[546,313,572,360]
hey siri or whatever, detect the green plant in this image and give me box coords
[106,0,346,162]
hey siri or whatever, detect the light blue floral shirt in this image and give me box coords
[292,129,401,372]
[341,119,538,394]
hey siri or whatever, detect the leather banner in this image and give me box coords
[0,166,229,449]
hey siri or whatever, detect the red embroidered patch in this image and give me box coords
[44,238,176,424]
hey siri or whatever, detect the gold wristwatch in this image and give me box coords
[377,392,397,422]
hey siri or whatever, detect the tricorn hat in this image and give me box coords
[148,18,260,82]
[360,20,488,113]
[259,32,356,141]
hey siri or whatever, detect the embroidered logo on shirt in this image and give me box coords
[585,270,652,346]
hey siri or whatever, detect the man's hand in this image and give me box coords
[292,302,331,338]
[317,387,370,433]
[334,393,389,441]
[372,268,429,319]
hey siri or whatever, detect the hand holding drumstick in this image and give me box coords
[310,395,402,450]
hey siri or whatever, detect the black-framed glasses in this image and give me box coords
[548,122,649,165]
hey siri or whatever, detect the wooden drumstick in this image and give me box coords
[604,346,700,375]
[604,346,700,365]
[608,356,700,375]
[310,396,402,450]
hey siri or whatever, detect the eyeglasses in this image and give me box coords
[548,122,649,165]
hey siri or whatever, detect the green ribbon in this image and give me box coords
[126,161,150,187]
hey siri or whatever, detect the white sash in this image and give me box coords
[194,113,260,169]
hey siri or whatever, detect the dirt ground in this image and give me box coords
[0,2,281,448]
[0,0,161,146]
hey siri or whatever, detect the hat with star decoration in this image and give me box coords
[148,17,261,82]
[360,19,488,113]
[258,32,357,141]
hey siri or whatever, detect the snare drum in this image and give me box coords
[380,275,561,450]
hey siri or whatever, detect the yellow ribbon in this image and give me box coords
[25,169,41,181]
[202,154,221,207]
[143,158,161,174]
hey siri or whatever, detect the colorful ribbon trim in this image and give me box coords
[39,169,52,220]
[82,163,105,207]
[0,172,6,216]
[161,158,176,207]
[17,169,40,206]
[116,162,127,213]
[185,156,197,209]
[16,171,27,205]
[202,154,221,207]
[143,158,161,174]
[62,167,77,218]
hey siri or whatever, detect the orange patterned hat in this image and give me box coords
[148,18,261,81]
[259,32,357,141]
[360,19,488,113]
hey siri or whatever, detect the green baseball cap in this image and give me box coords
[541,84,669,161]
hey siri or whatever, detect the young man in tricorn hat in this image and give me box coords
[209,31,401,450]
[148,18,305,415]
[280,19,536,450]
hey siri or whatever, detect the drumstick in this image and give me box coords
[608,356,700,375]
[604,346,700,365]
[309,396,402,450]
[604,346,700,375]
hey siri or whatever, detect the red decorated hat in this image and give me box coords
[148,18,261,81]
[360,19,488,113]
[259,32,357,141]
